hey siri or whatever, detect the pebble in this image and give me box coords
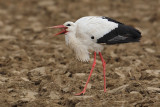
[65,72,71,77]
[7,88,14,93]
[48,58,55,63]
[130,91,140,94]
[145,70,160,77]
[143,40,153,45]
[30,67,46,76]
[144,48,155,53]
[21,77,30,82]
[87,83,92,89]
[22,90,37,101]
[74,73,86,77]
[49,91,61,100]
[12,70,21,75]
[62,87,70,93]
[147,87,160,93]
[110,51,117,58]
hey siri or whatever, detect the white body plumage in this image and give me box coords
[64,16,119,62]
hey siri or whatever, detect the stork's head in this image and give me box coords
[48,21,76,36]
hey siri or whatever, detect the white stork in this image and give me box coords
[49,16,141,95]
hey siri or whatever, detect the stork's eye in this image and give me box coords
[91,36,94,39]
[66,24,71,26]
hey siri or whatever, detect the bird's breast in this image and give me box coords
[65,34,90,62]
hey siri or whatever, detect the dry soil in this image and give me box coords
[0,0,160,107]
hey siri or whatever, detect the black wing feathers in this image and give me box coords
[97,17,141,44]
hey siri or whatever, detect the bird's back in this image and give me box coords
[75,16,141,45]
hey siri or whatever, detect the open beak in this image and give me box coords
[48,25,68,36]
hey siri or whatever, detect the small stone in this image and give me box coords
[22,90,37,101]
[144,48,155,53]
[145,70,160,77]
[110,51,117,58]
[8,88,14,93]
[143,40,153,45]
[130,91,140,94]
[87,83,92,89]
[12,70,20,75]
[49,91,60,100]
[48,58,55,63]
[147,87,160,93]
[65,72,72,77]
[62,87,69,93]
[21,77,30,82]
[30,67,46,76]
[74,73,86,77]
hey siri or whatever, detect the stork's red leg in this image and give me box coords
[99,52,106,92]
[75,52,96,96]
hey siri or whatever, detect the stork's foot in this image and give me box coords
[75,90,86,96]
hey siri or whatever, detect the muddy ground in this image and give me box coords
[0,0,160,107]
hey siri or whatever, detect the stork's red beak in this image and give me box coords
[48,25,68,36]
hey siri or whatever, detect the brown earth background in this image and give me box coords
[0,0,160,107]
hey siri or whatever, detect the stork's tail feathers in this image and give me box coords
[125,26,141,42]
